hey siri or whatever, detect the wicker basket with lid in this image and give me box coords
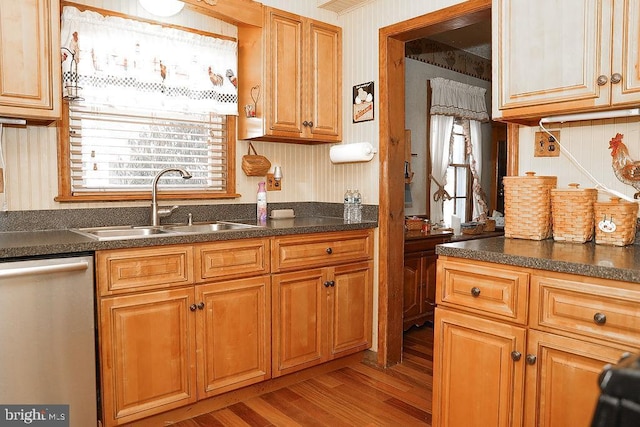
[594,197,638,246]
[550,183,597,243]
[503,171,557,240]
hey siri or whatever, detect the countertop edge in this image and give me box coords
[0,218,378,260]
[436,237,640,284]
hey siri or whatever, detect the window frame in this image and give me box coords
[443,121,473,222]
[56,105,238,202]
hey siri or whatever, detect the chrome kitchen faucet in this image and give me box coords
[151,168,192,226]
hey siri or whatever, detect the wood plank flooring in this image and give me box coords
[171,325,434,426]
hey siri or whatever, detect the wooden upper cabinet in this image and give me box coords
[238,7,342,143]
[0,0,61,121]
[492,0,640,122]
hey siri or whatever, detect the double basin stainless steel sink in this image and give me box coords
[71,221,264,241]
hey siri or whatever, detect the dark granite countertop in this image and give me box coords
[0,217,377,260]
[436,236,640,284]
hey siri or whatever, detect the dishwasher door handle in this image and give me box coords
[0,261,90,279]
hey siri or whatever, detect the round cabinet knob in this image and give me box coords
[471,287,481,297]
[597,75,609,86]
[197,302,205,310]
[324,281,331,288]
[308,121,313,128]
[326,247,333,255]
[330,280,335,287]
[303,121,309,127]
[610,73,622,84]
[189,304,197,312]
[593,312,607,325]
[526,354,537,365]
[511,351,522,362]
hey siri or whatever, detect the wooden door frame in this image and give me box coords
[377,0,519,367]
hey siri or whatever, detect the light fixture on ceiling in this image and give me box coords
[539,108,640,124]
[138,0,185,17]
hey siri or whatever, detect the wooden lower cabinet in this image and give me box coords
[99,288,197,426]
[524,330,626,427]
[196,275,271,398]
[403,236,449,330]
[272,261,373,377]
[433,308,526,427]
[434,256,640,427]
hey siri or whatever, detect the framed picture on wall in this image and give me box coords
[353,81,374,123]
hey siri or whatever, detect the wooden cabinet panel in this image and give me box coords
[0,0,60,120]
[196,275,271,398]
[237,6,341,143]
[97,245,193,295]
[99,288,197,426]
[437,258,529,325]
[196,238,269,282]
[272,268,325,377]
[265,10,303,136]
[612,0,640,104]
[307,20,341,139]
[524,330,630,427]
[272,229,373,272]
[330,261,373,357]
[403,254,422,323]
[531,272,640,348]
[433,308,526,427]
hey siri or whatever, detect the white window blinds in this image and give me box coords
[68,104,227,192]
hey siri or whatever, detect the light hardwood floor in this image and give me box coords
[171,325,434,426]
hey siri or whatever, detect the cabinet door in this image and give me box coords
[306,20,341,141]
[524,330,629,427]
[196,276,271,398]
[265,8,304,138]
[433,308,526,427]
[329,261,372,357]
[0,0,60,120]
[492,0,611,119]
[422,252,437,320]
[611,0,640,104]
[100,288,197,426]
[403,253,423,329]
[272,268,326,377]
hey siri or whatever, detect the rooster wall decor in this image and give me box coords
[609,132,640,198]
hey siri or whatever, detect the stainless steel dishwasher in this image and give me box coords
[0,254,98,427]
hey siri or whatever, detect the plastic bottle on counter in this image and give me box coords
[353,189,362,222]
[343,189,353,222]
[257,181,267,224]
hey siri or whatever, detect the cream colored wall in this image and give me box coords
[518,119,640,201]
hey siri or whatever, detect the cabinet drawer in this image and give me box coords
[97,245,194,296]
[437,258,530,325]
[271,230,373,272]
[531,273,640,348]
[196,238,270,282]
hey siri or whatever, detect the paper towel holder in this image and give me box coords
[329,142,377,164]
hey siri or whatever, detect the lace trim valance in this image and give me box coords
[429,77,489,122]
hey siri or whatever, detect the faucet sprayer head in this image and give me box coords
[180,170,193,179]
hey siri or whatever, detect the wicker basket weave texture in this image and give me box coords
[594,197,639,246]
[503,172,557,240]
[551,184,597,243]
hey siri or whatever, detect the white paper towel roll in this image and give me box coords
[329,142,377,163]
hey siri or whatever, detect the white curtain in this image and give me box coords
[429,114,454,225]
[429,77,489,223]
[60,6,238,115]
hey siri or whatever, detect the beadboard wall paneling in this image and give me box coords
[518,119,640,201]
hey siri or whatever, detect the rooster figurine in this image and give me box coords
[609,132,640,198]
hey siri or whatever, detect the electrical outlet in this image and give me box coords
[266,173,281,191]
[534,131,560,157]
